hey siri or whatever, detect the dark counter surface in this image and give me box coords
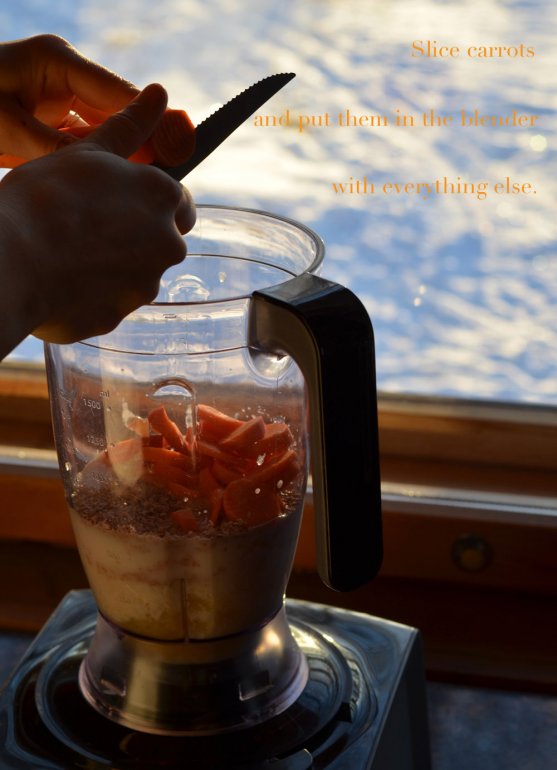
[1,631,556,769]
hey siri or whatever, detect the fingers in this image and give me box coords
[39,36,196,167]
[85,84,168,159]
[0,34,196,168]
[175,184,197,234]
[37,34,141,117]
[0,93,73,160]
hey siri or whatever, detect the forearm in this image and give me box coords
[0,83,194,360]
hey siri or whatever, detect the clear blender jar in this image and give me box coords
[44,206,382,735]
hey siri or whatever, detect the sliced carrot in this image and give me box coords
[142,446,195,473]
[171,509,199,533]
[198,467,221,496]
[166,481,198,500]
[197,404,243,442]
[197,468,224,525]
[208,487,224,526]
[79,402,300,533]
[219,416,266,453]
[195,439,234,463]
[151,109,196,167]
[144,433,165,448]
[248,449,302,487]
[242,422,294,459]
[211,459,244,486]
[148,406,187,452]
[145,462,196,489]
[223,479,282,527]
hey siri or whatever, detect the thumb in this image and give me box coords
[85,83,168,158]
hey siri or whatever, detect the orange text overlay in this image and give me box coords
[254,109,539,132]
[411,40,535,58]
[331,176,537,201]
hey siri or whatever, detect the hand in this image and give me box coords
[0,34,192,166]
[0,83,196,354]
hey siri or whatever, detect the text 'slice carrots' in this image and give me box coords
[96,405,301,533]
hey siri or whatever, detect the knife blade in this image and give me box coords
[157,72,295,181]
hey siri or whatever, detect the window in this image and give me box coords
[1,0,556,691]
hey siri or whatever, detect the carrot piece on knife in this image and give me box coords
[151,109,196,166]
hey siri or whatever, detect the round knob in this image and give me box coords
[452,534,493,572]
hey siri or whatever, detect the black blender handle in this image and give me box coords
[250,274,383,591]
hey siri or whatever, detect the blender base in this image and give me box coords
[0,590,431,769]
[78,605,310,735]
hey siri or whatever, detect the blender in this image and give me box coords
[0,206,431,768]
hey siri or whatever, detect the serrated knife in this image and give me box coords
[157,73,295,181]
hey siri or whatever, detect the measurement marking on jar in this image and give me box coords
[87,435,106,448]
[82,397,102,409]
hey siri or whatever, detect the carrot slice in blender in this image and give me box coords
[148,407,187,452]
[195,440,232,462]
[208,487,224,525]
[211,459,244,486]
[166,481,198,500]
[143,433,164,448]
[198,466,220,495]
[197,404,243,442]
[197,468,225,525]
[223,478,282,526]
[219,416,266,453]
[146,462,196,490]
[249,448,302,487]
[171,509,199,533]
[242,422,294,459]
[142,446,195,472]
